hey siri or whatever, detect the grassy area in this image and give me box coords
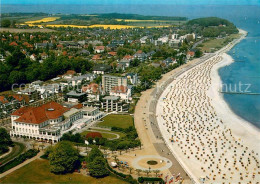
[97,114,134,129]
[198,33,241,52]
[0,159,127,184]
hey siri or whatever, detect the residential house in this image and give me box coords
[110,85,132,102]
[155,36,169,46]
[88,40,103,46]
[66,91,87,103]
[92,54,102,61]
[94,46,105,53]
[34,42,53,49]
[82,83,100,101]
[134,50,147,62]
[126,73,139,85]
[62,70,76,79]
[187,51,195,60]
[30,54,37,61]
[162,57,177,67]
[93,64,111,75]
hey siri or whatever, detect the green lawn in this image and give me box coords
[0,159,127,184]
[97,114,134,129]
[199,33,241,52]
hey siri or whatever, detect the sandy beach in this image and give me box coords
[155,29,260,183]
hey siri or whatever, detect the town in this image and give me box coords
[0,13,243,184]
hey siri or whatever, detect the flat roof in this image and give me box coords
[103,95,120,100]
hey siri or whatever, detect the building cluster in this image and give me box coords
[1,27,198,142]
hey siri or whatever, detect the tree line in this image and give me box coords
[0,49,93,92]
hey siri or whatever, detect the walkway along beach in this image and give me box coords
[155,29,260,183]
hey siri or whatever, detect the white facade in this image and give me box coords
[10,108,84,142]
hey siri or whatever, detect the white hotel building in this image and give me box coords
[10,102,86,142]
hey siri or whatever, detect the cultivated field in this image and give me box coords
[25,17,60,24]
[0,28,55,33]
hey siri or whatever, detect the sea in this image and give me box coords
[1,4,260,128]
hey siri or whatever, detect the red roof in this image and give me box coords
[123,55,134,60]
[11,95,24,102]
[136,50,143,54]
[82,83,99,94]
[57,44,63,48]
[95,46,105,50]
[9,41,18,46]
[108,51,117,56]
[64,70,76,76]
[187,51,195,56]
[111,85,127,93]
[0,96,8,104]
[92,54,101,60]
[73,103,83,109]
[12,102,69,124]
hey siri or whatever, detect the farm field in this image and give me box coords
[0,28,55,33]
[0,159,127,184]
[97,114,134,129]
[25,17,60,24]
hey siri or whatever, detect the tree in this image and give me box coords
[136,169,142,176]
[129,167,133,174]
[48,141,79,174]
[153,170,160,177]
[87,146,104,162]
[0,128,13,154]
[88,156,109,178]
[195,49,203,58]
[144,170,150,177]
[1,19,11,28]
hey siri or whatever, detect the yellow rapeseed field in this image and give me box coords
[44,24,136,29]
[24,23,171,29]
[25,17,60,24]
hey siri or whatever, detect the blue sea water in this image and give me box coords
[1,4,260,128]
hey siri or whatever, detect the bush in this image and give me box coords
[138,177,165,184]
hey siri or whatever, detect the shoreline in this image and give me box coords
[155,28,260,183]
[209,53,260,156]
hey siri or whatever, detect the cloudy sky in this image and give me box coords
[2,0,260,5]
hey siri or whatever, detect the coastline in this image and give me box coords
[155,28,260,183]
[209,53,260,157]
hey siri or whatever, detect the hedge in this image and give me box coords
[0,149,39,173]
[138,177,165,184]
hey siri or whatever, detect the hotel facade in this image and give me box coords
[10,102,85,142]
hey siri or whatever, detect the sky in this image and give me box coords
[2,0,260,5]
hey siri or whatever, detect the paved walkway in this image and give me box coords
[134,53,221,183]
[0,147,13,159]
[85,129,120,140]
[0,151,43,179]
[132,155,172,171]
